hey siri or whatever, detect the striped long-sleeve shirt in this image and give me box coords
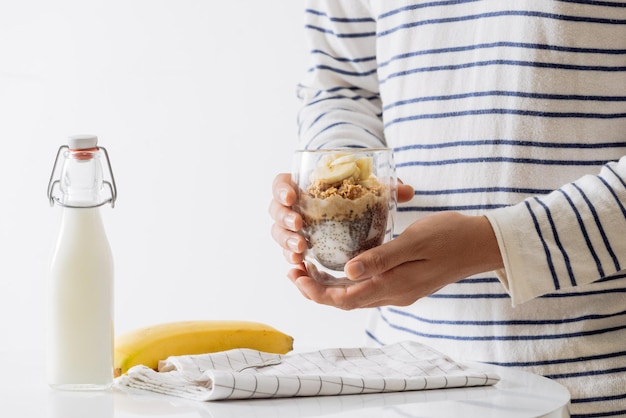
[295,1,626,416]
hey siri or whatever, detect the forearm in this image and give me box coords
[297,1,384,149]
[486,156,626,305]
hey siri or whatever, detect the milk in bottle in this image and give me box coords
[46,134,117,390]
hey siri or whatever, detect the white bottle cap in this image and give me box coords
[68,134,98,150]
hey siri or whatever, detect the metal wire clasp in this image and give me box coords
[47,145,118,209]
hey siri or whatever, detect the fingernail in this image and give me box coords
[345,261,365,280]
[279,189,289,204]
[287,237,300,252]
[293,278,310,298]
[284,213,296,230]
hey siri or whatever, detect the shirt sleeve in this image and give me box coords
[297,0,385,149]
[485,156,626,305]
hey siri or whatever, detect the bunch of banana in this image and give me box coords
[113,320,294,377]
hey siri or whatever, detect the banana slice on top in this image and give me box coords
[355,156,373,180]
[328,154,356,166]
[310,153,374,185]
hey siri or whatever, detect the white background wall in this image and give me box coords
[0,1,370,352]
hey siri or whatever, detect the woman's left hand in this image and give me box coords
[289,211,504,309]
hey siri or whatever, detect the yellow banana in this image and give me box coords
[113,320,294,377]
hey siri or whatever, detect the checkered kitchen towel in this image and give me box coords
[115,341,500,401]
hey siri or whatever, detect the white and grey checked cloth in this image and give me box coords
[114,341,500,401]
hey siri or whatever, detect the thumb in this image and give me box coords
[397,181,414,203]
[344,237,410,281]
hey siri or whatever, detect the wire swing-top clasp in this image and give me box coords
[47,135,118,209]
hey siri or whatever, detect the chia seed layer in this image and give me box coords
[297,187,389,271]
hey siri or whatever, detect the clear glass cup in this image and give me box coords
[292,148,397,286]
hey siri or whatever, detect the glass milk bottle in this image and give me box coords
[46,134,118,390]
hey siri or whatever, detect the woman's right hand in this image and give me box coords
[269,173,306,266]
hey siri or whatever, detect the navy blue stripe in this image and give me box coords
[378,10,626,38]
[379,0,480,19]
[304,120,382,149]
[364,329,385,346]
[311,49,376,64]
[308,64,377,77]
[385,306,626,327]
[301,93,379,109]
[398,204,508,212]
[533,197,577,286]
[598,173,626,219]
[545,367,626,382]
[314,144,369,151]
[606,163,626,189]
[557,0,626,7]
[558,189,604,277]
[385,108,626,128]
[487,350,626,368]
[547,366,626,381]
[379,0,626,21]
[305,8,376,24]
[393,139,626,151]
[597,273,626,283]
[414,187,552,196]
[383,90,626,112]
[304,104,370,129]
[312,121,352,135]
[301,98,378,132]
[572,182,621,272]
[306,110,330,129]
[319,85,371,94]
[427,293,510,299]
[379,42,626,70]
[305,24,375,39]
[542,288,626,298]
[397,157,611,168]
[377,309,626,341]
[571,409,626,418]
[458,277,501,284]
[378,284,626,300]
[324,89,379,102]
[525,200,560,290]
[572,392,626,404]
[381,59,626,84]
[297,88,323,101]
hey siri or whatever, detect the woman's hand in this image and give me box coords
[269,173,306,265]
[288,211,504,310]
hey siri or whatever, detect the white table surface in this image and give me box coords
[2,350,570,418]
